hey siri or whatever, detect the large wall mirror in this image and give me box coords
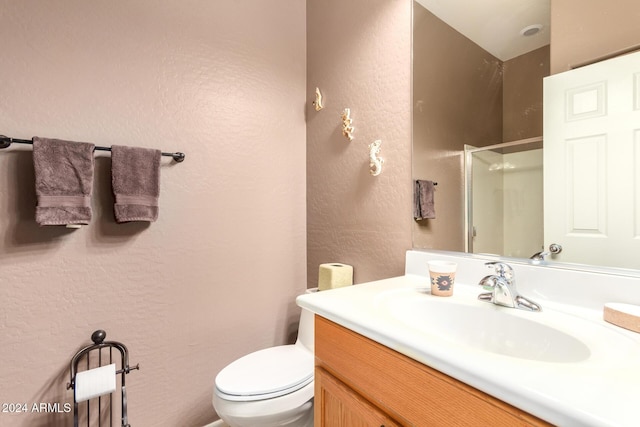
[412,0,640,274]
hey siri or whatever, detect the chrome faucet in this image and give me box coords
[529,250,549,261]
[477,262,541,312]
[530,243,563,262]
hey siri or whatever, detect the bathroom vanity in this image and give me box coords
[297,250,640,426]
[314,316,548,426]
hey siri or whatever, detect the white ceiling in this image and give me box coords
[415,0,550,61]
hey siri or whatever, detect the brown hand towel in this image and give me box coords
[414,180,436,220]
[111,145,161,223]
[32,137,95,226]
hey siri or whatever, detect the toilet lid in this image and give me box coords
[215,344,314,402]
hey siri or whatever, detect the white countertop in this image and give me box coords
[297,274,640,427]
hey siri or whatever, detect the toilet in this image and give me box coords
[212,293,315,427]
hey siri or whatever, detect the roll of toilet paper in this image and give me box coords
[75,363,116,402]
[318,263,353,291]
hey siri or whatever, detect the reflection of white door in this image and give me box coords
[544,51,640,269]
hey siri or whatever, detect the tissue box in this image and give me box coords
[318,263,353,291]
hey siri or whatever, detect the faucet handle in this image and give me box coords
[484,262,514,280]
[479,275,499,290]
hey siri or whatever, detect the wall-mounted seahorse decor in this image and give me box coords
[369,139,384,176]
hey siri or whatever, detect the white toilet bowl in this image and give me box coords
[213,294,315,427]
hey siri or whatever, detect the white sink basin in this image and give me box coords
[372,286,640,368]
[377,289,591,363]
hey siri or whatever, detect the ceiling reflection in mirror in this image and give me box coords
[412,0,640,273]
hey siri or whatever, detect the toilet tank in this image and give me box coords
[296,288,316,353]
[296,308,314,353]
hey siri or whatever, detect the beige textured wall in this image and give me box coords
[503,46,549,142]
[412,4,502,252]
[306,0,413,288]
[0,1,306,426]
[551,0,640,73]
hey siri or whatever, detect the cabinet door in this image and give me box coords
[315,367,401,427]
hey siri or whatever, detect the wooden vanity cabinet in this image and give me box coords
[315,367,401,426]
[314,316,552,427]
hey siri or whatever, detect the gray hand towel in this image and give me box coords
[414,180,436,220]
[111,145,161,223]
[32,137,95,226]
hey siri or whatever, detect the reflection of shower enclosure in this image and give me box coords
[465,137,543,258]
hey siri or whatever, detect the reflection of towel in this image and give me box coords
[32,137,95,226]
[414,180,436,220]
[111,145,161,223]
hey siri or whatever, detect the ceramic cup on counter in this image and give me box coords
[427,261,457,297]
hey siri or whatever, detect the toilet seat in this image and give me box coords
[215,344,314,402]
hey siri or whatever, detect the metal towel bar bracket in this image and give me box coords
[0,134,185,162]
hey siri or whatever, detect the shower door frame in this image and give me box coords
[464,136,544,255]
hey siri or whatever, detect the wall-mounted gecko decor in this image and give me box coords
[313,87,324,111]
[341,108,354,141]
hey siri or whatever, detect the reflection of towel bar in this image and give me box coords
[67,330,139,427]
[0,134,185,163]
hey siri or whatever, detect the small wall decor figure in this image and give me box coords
[369,139,384,176]
[341,108,354,141]
[313,87,324,111]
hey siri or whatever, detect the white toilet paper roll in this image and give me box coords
[75,363,116,402]
[318,263,353,291]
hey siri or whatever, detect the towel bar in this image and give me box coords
[0,135,185,162]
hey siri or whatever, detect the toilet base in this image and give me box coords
[216,398,313,427]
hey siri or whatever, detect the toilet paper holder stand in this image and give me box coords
[67,329,140,427]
